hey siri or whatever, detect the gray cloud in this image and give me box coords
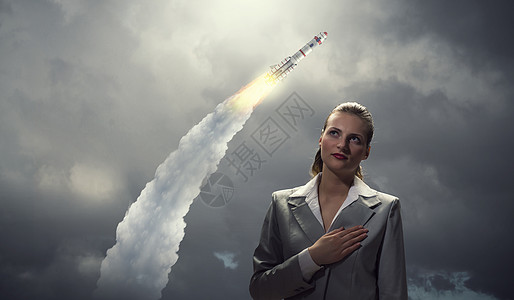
[214,251,239,270]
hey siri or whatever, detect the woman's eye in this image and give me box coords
[349,136,361,143]
[329,130,339,136]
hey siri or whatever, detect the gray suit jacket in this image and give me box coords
[249,179,407,300]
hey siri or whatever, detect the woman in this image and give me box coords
[249,102,407,299]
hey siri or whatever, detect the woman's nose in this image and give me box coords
[337,139,349,152]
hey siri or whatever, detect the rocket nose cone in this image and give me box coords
[324,32,328,36]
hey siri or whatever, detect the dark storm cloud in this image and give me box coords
[383,0,514,84]
[0,2,154,298]
[348,2,514,297]
[401,1,514,57]
[0,179,125,300]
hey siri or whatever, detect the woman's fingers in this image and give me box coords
[340,241,362,258]
[336,226,368,242]
[325,227,345,236]
[309,225,369,265]
[342,232,367,248]
[335,227,368,257]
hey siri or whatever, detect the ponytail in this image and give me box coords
[310,148,323,177]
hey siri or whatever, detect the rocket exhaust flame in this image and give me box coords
[95,32,326,300]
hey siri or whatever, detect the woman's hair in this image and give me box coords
[310,102,374,179]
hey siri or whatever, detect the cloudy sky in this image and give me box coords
[1,0,513,299]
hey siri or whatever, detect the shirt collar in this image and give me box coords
[290,173,377,200]
[290,173,378,230]
[350,175,378,199]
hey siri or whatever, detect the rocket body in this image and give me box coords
[265,32,328,84]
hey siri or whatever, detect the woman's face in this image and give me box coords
[319,112,370,178]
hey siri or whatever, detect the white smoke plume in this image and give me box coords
[95,75,272,300]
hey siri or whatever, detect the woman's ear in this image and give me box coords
[364,146,371,159]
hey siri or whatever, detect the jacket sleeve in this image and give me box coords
[377,198,408,300]
[249,196,315,299]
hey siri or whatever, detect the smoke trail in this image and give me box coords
[95,75,273,300]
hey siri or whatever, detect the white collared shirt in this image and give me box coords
[296,173,378,280]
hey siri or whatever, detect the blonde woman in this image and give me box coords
[250,102,407,299]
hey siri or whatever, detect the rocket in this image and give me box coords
[265,32,328,85]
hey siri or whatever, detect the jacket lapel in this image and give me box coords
[330,195,381,230]
[288,197,325,244]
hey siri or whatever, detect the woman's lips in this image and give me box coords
[332,153,348,160]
